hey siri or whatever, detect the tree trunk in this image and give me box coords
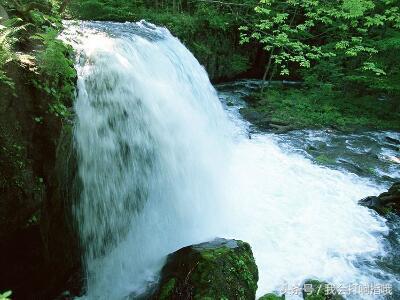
[261,47,275,93]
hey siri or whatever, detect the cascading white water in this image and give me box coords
[62,21,231,299]
[62,21,398,299]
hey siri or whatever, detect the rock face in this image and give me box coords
[359,182,400,215]
[0,56,80,298]
[154,238,258,300]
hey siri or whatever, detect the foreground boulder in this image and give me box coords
[359,182,400,215]
[154,238,258,299]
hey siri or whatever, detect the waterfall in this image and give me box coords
[61,21,398,300]
[62,21,231,299]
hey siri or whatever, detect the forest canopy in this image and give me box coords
[1,0,399,104]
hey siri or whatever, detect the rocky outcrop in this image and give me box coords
[154,238,258,299]
[0,51,80,299]
[359,182,400,215]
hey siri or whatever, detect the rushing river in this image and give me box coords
[62,21,399,299]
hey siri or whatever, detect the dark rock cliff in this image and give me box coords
[0,58,80,299]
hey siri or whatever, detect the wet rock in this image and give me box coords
[54,268,85,300]
[154,238,258,300]
[337,159,364,174]
[239,107,293,133]
[359,182,400,215]
[269,123,294,134]
[0,62,80,298]
[316,155,336,165]
[259,293,285,299]
[306,144,318,152]
[240,107,270,128]
[385,136,400,145]
[384,143,400,152]
[302,279,344,300]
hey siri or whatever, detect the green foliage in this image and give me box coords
[66,0,259,80]
[242,0,385,75]
[159,278,176,299]
[242,86,400,131]
[1,0,76,118]
[0,290,12,300]
[241,0,400,102]
[0,18,26,91]
[32,28,76,117]
[259,293,284,300]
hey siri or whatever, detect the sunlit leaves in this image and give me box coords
[342,0,375,18]
[240,0,399,82]
[0,18,26,91]
[0,290,12,300]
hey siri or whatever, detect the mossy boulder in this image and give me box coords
[259,293,285,299]
[154,238,258,300]
[302,279,344,300]
[359,182,400,215]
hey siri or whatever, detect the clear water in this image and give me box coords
[61,22,399,299]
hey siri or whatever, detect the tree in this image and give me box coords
[240,0,399,93]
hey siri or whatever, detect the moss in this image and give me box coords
[259,293,285,300]
[303,279,345,300]
[315,155,336,165]
[191,241,258,299]
[155,238,258,300]
[159,278,176,300]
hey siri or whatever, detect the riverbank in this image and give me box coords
[240,85,400,133]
